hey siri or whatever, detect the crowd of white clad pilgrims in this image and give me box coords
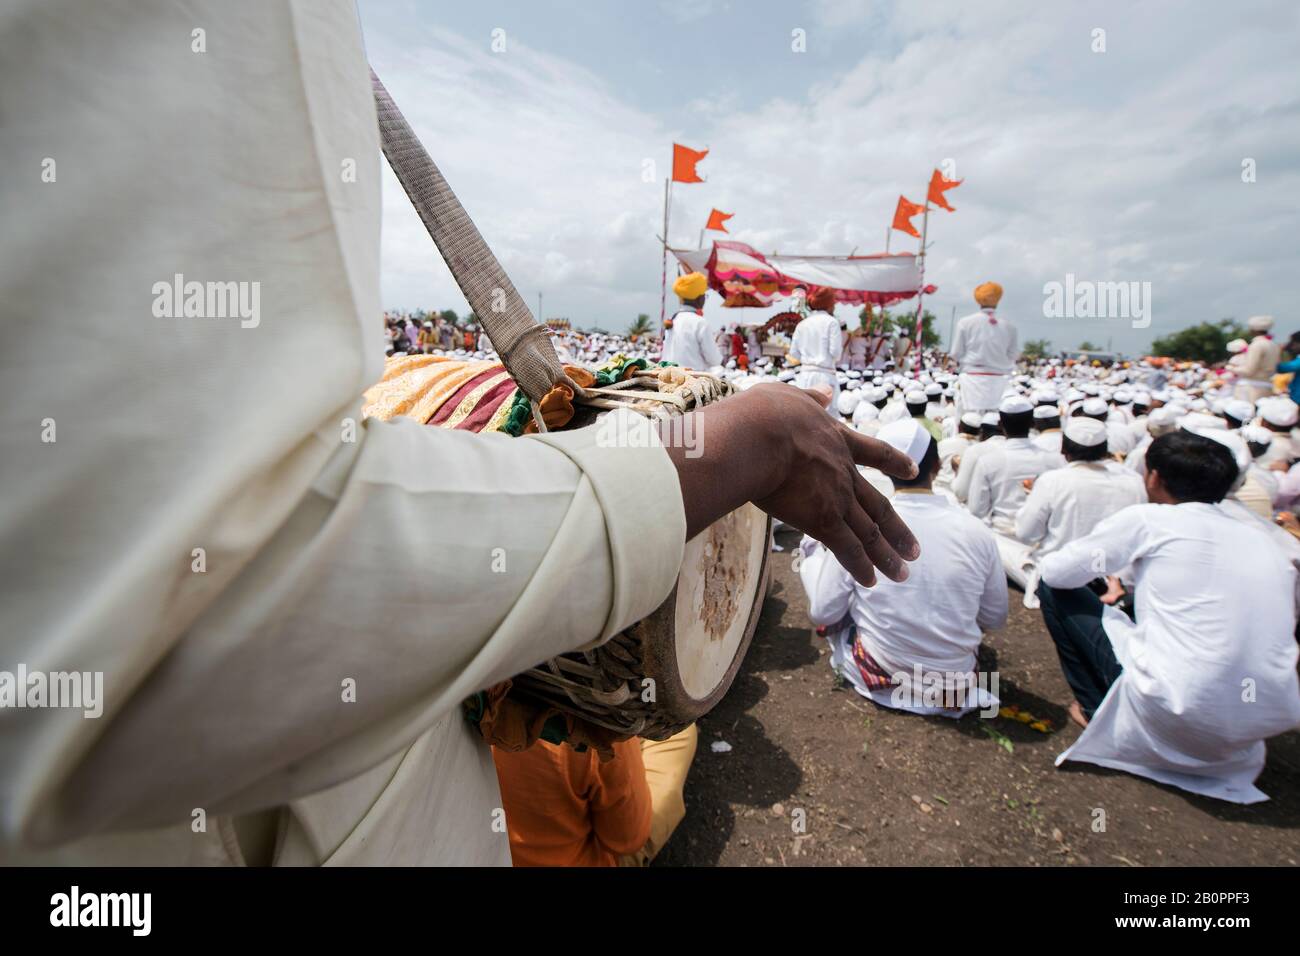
[784,311,1300,807]
[397,302,1300,806]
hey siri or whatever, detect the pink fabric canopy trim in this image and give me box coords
[672,241,935,307]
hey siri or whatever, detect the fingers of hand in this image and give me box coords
[854,471,921,568]
[820,521,877,588]
[802,386,832,408]
[841,426,918,480]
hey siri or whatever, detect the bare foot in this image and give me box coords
[1067,700,1089,729]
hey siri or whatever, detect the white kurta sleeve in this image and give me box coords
[0,0,688,846]
[826,321,843,366]
[1005,323,1020,367]
[797,537,854,627]
[1039,506,1147,589]
[967,456,995,520]
[976,536,1010,631]
[1015,476,1052,545]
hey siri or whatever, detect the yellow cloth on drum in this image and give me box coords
[618,723,699,866]
[362,357,493,423]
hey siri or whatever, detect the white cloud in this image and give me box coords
[366,0,1300,350]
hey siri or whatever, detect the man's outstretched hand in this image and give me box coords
[659,383,921,587]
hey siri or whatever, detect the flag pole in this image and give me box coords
[659,177,672,328]
[911,194,931,378]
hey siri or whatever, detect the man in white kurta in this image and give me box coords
[1037,431,1300,803]
[1007,418,1145,600]
[0,1,688,864]
[935,413,981,494]
[788,290,844,410]
[1016,421,1146,558]
[661,273,722,371]
[950,282,1018,415]
[1030,405,1063,454]
[951,414,1005,503]
[799,421,1006,716]
[967,396,1065,534]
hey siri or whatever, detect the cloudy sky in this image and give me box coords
[359,0,1299,353]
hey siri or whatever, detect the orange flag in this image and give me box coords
[705,209,733,232]
[892,195,925,238]
[672,143,709,183]
[927,168,962,212]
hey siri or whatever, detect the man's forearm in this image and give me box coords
[659,389,781,540]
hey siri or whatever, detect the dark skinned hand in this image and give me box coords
[659,383,921,587]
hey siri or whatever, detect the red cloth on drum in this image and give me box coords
[492,737,652,867]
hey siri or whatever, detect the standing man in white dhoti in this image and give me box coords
[788,287,844,412]
[0,0,922,865]
[950,282,1018,417]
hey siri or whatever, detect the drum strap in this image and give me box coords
[371,68,578,405]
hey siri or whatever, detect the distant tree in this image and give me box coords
[1077,340,1100,352]
[464,311,480,328]
[1021,338,1052,360]
[1150,319,1248,363]
[439,309,459,325]
[628,313,653,338]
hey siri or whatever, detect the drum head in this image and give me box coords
[639,503,771,736]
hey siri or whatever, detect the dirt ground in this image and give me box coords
[658,528,1300,867]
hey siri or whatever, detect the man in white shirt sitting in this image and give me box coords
[852,386,889,434]
[1031,404,1062,454]
[661,272,722,371]
[1005,417,1146,603]
[1036,431,1300,803]
[952,412,1004,503]
[936,412,981,494]
[968,395,1065,532]
[799,419,1008,717]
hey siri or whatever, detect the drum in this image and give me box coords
[363,354,772,740]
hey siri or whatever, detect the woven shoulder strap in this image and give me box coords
[371,68,574,403]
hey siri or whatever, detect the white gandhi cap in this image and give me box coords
[1063,417,1107,447]
[874,418,932,466]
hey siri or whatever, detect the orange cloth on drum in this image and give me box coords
[474,680,621,760]
[493,737,652,867]
[520,365,597,433]
[564,365,597,389]
[523,383,576,434]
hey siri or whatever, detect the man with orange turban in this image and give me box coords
[950,281,1019,416]
[662,271,722,371]
[789,286,843,412]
